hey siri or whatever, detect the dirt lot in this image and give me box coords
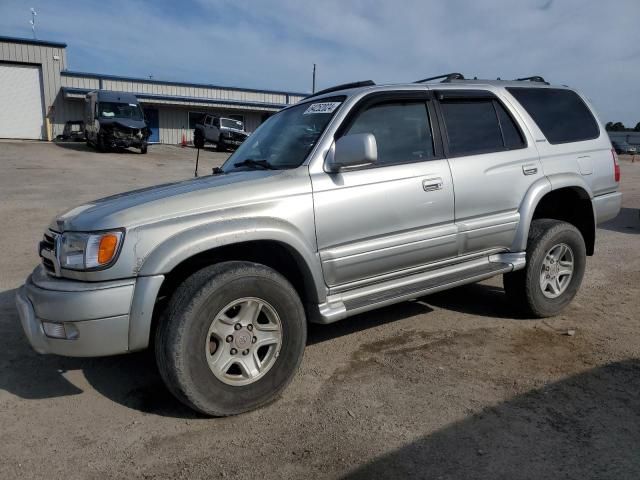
[0,141,639,479]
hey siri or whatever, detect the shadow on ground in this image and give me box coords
[0,281,520,418]
[52,140,144,155]
[344,358,640,479]
[599,207,639,235]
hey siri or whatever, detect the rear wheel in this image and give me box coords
[155,261,307,416]
[504,219,586,317]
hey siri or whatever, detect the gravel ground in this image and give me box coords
[0,141,638,480]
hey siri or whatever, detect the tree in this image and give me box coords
[605,122,614,131]
[634,122,640,132]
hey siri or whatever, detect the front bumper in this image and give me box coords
[106,137,146,148]
[15,265,135,357]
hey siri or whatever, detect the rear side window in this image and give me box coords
[346,102,435,165]
[506,87,599,144]
[439,98,524,156]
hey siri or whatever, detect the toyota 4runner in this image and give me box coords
[16,73,622,416]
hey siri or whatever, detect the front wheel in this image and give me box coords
[504,219,586,318]
[155,261,307,416]
[140,144,148,154]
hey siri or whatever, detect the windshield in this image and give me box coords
[223,96,344,171]
[221,118,244,130]
[99,102,144,121]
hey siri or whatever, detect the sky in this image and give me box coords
[1,0,639,125]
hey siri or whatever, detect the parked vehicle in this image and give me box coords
[56,120,85,141]
[84,91,150,153]
[194,115,249,151]
[17,74,622,416]
[611,140,637,155]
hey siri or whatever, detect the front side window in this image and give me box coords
[223,96,344,171]
[506,87,599,144]
[345,102,435,165]
[98,102,143,121]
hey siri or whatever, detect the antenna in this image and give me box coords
[29,8,37,39]
[312,64,316,94]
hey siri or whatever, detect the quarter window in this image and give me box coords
[345,102,435,165]
[506,87,599,144]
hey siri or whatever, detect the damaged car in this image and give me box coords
[194,114,249,151]
[84,91,151,154]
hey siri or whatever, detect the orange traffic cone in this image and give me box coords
[181,132,187,147]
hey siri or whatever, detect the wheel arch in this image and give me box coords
[129,221,326,351]
[513,174,596,255]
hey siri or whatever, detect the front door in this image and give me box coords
[143,108,159,143]
[311,93,456,289]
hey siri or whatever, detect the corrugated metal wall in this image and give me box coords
[61,72,304,107]
[0,40,68,138]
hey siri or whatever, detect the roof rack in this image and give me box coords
[304,80,376,100]
[515,75,549,84]
[414,73,465,84]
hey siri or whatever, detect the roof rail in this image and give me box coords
[414,73,465,84]
[515,75,549,84]
[304,80,376,100]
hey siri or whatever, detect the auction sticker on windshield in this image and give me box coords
[304,102,342,115]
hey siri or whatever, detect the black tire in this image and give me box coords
[504,219,586,318]
[216,140,226,152]
[155,261,307,416]
[97,134,107,152]
[140,144,148,154]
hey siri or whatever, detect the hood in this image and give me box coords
[51,170,288,232]
[101,118,147,130]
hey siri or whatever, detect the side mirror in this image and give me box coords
[325,133,377,173]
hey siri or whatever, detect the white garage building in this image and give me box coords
[0,35,306,143]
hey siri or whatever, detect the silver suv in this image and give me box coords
[16,73,622,416]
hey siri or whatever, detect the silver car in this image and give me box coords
[16,74,622,416]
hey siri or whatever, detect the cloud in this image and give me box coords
[1,0,638,124]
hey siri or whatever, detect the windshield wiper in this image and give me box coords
[233,159,275,170]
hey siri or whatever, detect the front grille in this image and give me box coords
[42,257,55,272]
[39,231,59,275]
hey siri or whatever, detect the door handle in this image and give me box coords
[522,165,538,176]
[422,177,443,192]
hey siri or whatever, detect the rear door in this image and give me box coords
[311,92,457,289]
[434,89,543,255]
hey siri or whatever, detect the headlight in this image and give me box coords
[58,230,124,270]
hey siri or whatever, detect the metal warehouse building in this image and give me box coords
[0,35,306,143]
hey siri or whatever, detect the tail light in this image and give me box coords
[611,148,620,182]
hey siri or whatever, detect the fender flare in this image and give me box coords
[511,173,594,252]
[137,217,327,303]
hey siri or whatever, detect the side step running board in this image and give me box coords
[314,254,524,324]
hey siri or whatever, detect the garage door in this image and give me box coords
[0,64,45,140]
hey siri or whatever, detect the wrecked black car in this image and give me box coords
[84,90,150,154]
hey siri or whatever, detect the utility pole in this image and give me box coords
[312,64,316,94]
[30,8,37,39]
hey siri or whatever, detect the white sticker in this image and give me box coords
[129,103,138,107]
[304,102,341,115]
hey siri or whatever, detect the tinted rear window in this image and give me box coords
[440,100,504,155]
[506,87,599,144]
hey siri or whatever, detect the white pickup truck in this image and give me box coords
[193,115,249,151]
